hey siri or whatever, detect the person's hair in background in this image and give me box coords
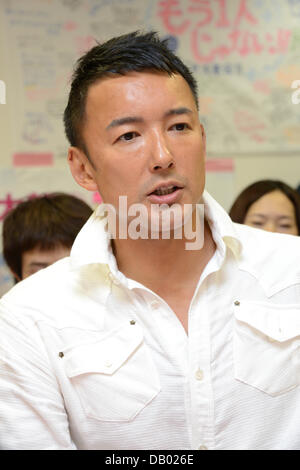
[229,179,300,235]
[63,30,199,158]
[2,192,93,281]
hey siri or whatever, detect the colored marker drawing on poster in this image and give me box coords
[0,0,300,158]
[154,0,299,154]
[0,192,38,221]
[158,0,290,63]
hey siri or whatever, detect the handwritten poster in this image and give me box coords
[1,0,300,159]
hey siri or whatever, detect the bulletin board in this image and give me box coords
[0,0,300,294]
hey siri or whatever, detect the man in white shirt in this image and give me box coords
[1,31,300,450]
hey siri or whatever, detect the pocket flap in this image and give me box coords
[63,322,143,377]
[234,301,300,342]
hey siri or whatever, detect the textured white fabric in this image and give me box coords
[1,191,300,450]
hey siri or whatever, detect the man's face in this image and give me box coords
[21,245,70,279]
[72,71,206,228]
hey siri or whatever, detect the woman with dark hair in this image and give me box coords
[229,180,300,235]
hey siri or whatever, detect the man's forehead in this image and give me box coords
[90,69,177,85]
[85,71,196,113]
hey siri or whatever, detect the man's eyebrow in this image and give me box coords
[106,116,144,130]
[164,107,193,117]
[106,107,193,130]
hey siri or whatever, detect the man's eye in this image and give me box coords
[171,123,189,131]
[119,132,138,141]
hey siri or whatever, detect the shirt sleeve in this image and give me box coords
[0,301,76,450]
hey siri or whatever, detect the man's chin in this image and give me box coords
[98,196,202,241]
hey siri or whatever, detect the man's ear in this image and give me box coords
[67,147,98,192]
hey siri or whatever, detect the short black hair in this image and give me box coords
[63,30,198,153]
[2,192,93,280]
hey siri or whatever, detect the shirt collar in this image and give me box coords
[70,204,114,266]
[202,191,242,259]
[70,190,242,273]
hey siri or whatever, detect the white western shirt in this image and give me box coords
[1,191,300,450]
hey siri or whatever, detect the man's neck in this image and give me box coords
[112,219,216,296]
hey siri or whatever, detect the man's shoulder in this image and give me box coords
[233,223,300,294]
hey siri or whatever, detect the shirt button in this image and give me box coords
[195,368,204,381]
[234,300,240,306]
[198,445,208,450]
[104,360,112,368]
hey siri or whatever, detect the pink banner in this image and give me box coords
[13,153,53,167]
[205,158,234,172]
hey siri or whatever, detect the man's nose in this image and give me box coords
[149,131,175,172]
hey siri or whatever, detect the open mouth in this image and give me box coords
[147,184,184,205]
[150,185,181,196]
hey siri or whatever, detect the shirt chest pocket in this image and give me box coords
[63,322,161,422]
[233,301,300,397]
